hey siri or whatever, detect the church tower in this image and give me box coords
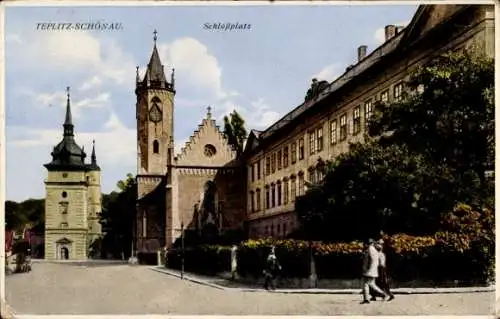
[43,87,102,260]
[135,30,176,253]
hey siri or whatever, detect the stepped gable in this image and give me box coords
[175,106,236,167]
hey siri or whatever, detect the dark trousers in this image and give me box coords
[264,272,276,290]
[369,267,393,299]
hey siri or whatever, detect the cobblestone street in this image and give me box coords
[5,262,495,316]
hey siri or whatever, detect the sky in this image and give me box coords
[4,4,418,202]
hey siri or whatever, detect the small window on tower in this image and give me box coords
[153,140,159,154]
[62,173,68,178]
[62,191,67,198]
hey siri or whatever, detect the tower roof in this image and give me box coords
[143,30,167,84]
[88,139,101,171]
[44,87,88,171]
[137,30,174,92]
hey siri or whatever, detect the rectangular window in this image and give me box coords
[291,142,297,164]
[265,187,270,209]
[257,161,261,180]
[364,100,373,129]
[251,164,255,182]
[266,157,270,176]
[308,169,315,184]
[340,114,347,141]
[290,178,297,200]
[353,106,361,135]
[309,131,316,155]
[298,138,305,160]
[60,202,69,215]
[250,192,255,213]
[277,150,282,170]
[381,90,389,103]
[316,127,323,151]
[330,120,337,145]
[271,184,276,207]
[298,174,305,196]
[394,82,403,102]
[142,211,147,237]
[283,180,289,204]
[271,153,276,173]
[277,183,282,206]
[317,169,324,182]
[283,147,289,168]
[256,189,261,211]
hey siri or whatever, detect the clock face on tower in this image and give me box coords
[149,103,162,123]
[204,144,217,157]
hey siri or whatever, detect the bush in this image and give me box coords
[166,246,231,275]
[165,228,493,284]
[163,204,494,284]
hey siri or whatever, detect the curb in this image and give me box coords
[150,267,226,290]
[149,267,495,295]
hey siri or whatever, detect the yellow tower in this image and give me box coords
[43,87,102,260]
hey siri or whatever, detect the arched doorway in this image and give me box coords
[56,237,72,260]
[61,247,69,260]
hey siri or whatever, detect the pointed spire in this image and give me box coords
[142,29,168,86]
[136,66,140,83]
[63,86,74,137]
[91,139,97,164]
[207,106,212,119]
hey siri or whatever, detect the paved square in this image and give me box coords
[5,262,495,315]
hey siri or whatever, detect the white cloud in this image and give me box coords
[9,112,135,166]
[374,22,409,45]
[157,37,234,100]
[12,32,136,88]
[248,98,281,128]
[214,98,280,131]
[79,76,103,91]
[313,63,342,82]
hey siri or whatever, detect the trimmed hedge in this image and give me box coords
[166,230,494,283]
[165,205,494,283]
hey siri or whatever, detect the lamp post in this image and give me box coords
[174,222,185,279]
[181,222,185,279]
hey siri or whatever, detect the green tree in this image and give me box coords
[5,199,44,232]
[223,110,247,156]
[99,174,137,259]
[370,49,494,187]
[296,50,494,241]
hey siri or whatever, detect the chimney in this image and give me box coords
[357,45,367,62]
[384,25,396,41]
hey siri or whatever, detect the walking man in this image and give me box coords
[361,239,389,304]
[370,239,395,301]
[264,246,281,291]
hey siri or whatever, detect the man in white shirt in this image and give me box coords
[361,239,389,304]
[370,239,395,301]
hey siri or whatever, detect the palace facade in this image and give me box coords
[243,4,495,238]
[133,5,494,253]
